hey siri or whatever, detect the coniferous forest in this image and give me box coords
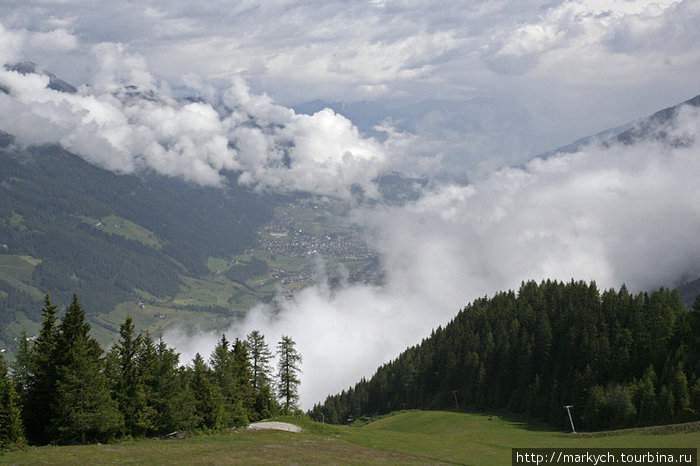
[0,294,302,449]
[311,280,700,431]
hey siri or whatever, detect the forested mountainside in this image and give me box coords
[311,280,700,431]
[0,136,280,341]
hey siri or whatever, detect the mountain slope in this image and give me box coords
[0,138,281,348]
[541,93,700,157]
[0,133,379,351]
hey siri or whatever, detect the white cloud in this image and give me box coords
[90,43,157,93]
[0,42,390,195]
[167,102,700,409]
[25,28,77,53]
[2,1,699,168]
[0,23,24,65]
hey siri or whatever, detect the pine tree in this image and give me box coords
[247,330,273,391]
[247,330,276,420]
[23,294,60,444]
[276,335,302,415]
[232,338,254,421]
[109,317,155,437]
[53,336,122,444]
[209,335,248,427]
[0,354,25,450]
[148,338,195,434]
[189,353,223,430]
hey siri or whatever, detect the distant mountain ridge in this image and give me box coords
[541,93,700,157]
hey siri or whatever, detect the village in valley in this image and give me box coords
[254,197,380,289]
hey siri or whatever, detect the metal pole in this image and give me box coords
[321,413,325,424]
[564,405,575,433]
[452,390,460,410]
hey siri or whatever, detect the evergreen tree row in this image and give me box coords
[311,280,700,431]
[0,294,302,448]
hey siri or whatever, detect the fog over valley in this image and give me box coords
[1,0,699,409]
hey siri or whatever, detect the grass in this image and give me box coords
[3,411,698,465]
[0,255,44,299]
[80,215,164,249]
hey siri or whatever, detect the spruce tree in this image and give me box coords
[247,330,273,392]
[23,294,60,444]
[189,353,223,430]
[148,337,195,434]
[210,335,248,427]
[0,354,25,450]
[53,336,122,444]
[276,335,302,415]
[247,330,277,420]
[51,295,122,444]
[232,338,254,421]
[109,317,155,437]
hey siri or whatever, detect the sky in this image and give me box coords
[1,0,700,408]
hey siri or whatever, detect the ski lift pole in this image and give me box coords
[564,405,576,433]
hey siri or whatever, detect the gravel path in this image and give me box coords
[246,421,303,433]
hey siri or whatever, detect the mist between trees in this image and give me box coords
[0,294,301,448]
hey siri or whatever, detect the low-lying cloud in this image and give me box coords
[168,103,700,409]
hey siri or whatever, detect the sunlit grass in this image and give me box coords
[4,411,698,465]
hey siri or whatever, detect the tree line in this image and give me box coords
[0,294,301,449]
[310,280,700,431]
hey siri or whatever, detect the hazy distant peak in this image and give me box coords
[612,93,700,147]
[4,61,78,94]
[540,92,700,158]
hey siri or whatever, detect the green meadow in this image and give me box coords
[3,411,698,465]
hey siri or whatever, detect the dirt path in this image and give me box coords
[246,421,303,433]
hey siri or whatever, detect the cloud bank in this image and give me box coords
[0,45,388,197]
[168,103,700,409]
[2,1,699,169]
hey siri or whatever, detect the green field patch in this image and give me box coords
[89,300,230,350]
[206,256,231,274]
[283,203,356,236]
[9,211,25,228]
[0,258,46,302]
[90,302,160,348]
[0,254,41,282]
[174,276,250,308]
[3,311,41,343]
[81,215,165,249]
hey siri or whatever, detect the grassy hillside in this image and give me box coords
[2,411,698,465]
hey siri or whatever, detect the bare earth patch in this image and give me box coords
[246,421,303,433]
